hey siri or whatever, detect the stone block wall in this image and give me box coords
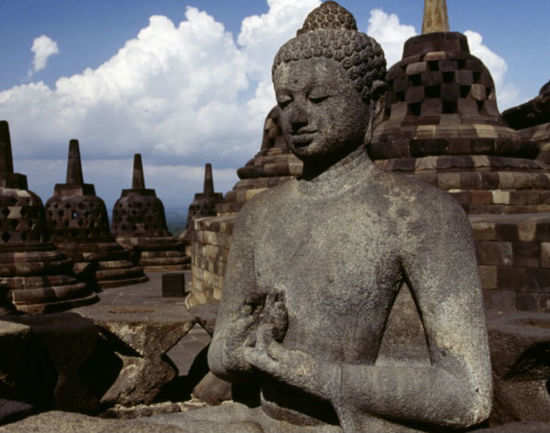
[520,122,550,164]
[186,215,235,309]
[471,213,550,312]
[188,211,550,314]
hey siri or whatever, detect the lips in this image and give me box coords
[290,132,317,148]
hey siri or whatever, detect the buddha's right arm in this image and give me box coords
[208,206,260,382]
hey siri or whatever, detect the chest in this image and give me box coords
[253,199,403,312]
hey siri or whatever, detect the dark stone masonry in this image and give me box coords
[0,122,97,313]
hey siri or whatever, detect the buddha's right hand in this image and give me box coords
[220,293,268,374]
[221,290,288,375]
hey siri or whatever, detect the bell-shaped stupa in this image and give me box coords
[186,163,224,223]
[45,140,148,288]
[0,122,97,312]
[371,0,543,214]
[112,154,188,271]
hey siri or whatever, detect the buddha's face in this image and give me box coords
[273,56,369,162]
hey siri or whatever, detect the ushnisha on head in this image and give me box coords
[273,1,386,105]
[271,2,386,174]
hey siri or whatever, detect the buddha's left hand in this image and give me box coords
[243,324,340,400]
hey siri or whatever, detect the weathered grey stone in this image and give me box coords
[6,313,100,413]
[0,399,34,425]
[146,2,492,432]
[477,422,550,433]
[76,303,197,407]
[487,312,550,425]
[0,411,189,433]
[191,372,232,406]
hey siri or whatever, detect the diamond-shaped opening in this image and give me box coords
[428,61,439,71]
[442,101,458,114]
[460,86,471,98]
[426,85,441,98]
[457,60,466,69]
[408,74,421,86]
[408,103,421,116]
[443,72,454,83]
[476,100,484,113]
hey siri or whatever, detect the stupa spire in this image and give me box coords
[203,163,214,196]
[66,139,84,185]
[0,121,14,175]
[422,0,449,34]
[132,153,145,189]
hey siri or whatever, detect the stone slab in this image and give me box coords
[162,273,186,298]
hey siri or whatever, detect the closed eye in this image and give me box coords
[308,87,330,104]
[277,94,292,109]
[308,94,329,104]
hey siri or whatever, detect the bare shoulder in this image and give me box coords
[233,180,297,229]
[371,168,470,234]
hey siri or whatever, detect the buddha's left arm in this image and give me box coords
[244,195,492,429]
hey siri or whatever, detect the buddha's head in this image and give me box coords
[272,2,386,165]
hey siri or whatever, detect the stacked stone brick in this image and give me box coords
[188,107,302,308]
[217,106,302,215]
[112,154,187,271]
[471,214,550,312]
[371,23,550,311]
[188,215,233,308]
[0,121,97,312]
[45,140,147,289]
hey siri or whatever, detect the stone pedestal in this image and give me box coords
[45,141,147,289]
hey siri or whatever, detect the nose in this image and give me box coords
[288,102,308,132]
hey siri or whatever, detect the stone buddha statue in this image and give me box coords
[151,2,492,432]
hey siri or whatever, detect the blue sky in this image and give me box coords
[1,0,549,212]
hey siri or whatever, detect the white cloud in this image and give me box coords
[0,1,316,208]
[30,35,59,75]
[464,30,520,110]
[366,9,417,68]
